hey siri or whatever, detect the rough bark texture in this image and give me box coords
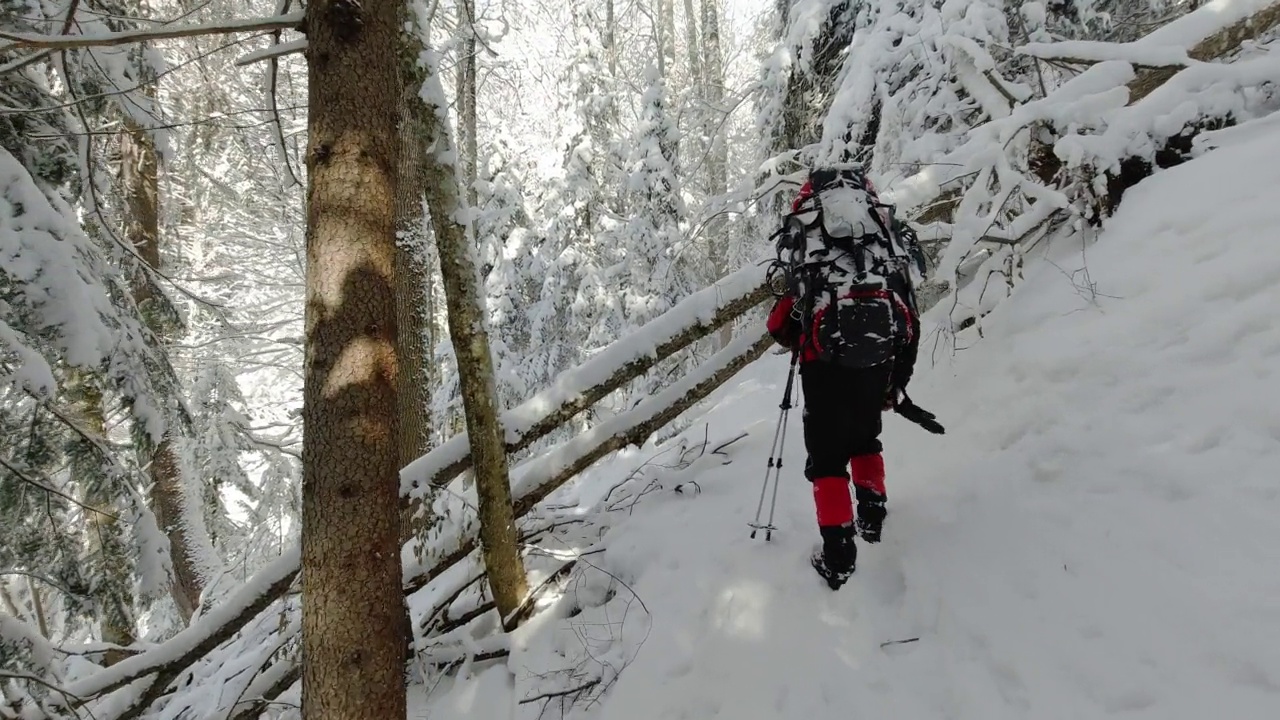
[121,113,206,625]
[301,0,406,717]
[422,113,529,629]
[395,18,439,546]
[394,15,436,473]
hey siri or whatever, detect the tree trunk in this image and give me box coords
[456,0,478,209]
[121,111,207,624]
[606,0,617,76]
[66,373,135,666]
[416,50,529,629]
[301,0,406,717]
[683,0,701,90]
[658,0,677,78]
[701,0,731,348]
[395,4,437,544]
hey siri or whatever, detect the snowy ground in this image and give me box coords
[419,123,1280,720]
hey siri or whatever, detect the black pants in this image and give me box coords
[800,360,891,482]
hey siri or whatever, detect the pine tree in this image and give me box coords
[300,0,407,716]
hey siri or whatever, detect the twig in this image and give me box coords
[0,456,121,521]
[710,431,748,456]
[0,671,97,720]
[518,679,601,705]
[879,637,920,648]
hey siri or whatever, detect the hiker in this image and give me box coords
[764,166,935,589]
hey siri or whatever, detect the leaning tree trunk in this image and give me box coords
[415,49,529,628]
[301,0,406,717]
[121,114,205,624]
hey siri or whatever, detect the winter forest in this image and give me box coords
[4,0,1280,718]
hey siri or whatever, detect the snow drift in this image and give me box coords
[419,117,1280,719]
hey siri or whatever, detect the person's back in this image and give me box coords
[764,165,926,589]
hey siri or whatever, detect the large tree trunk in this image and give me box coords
[394,13,436,474]
[301,0,406,717]
[121,111,207,624]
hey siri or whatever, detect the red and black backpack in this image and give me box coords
[769,165,923,369]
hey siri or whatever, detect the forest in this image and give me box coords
[3,0,1278,718]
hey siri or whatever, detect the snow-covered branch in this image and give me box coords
[400,263,771,498]
[234,38,307,67]
[406,330,773,594]
[59,548,300,705]
[0,12,305,52]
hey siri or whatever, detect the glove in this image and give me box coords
[894,393,945,435]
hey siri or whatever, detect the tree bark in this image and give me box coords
[301,0,406,717]
[394,13,436,472]
[418,65,529,628]
[121,115,205,625]
[395,4,441,549]
[456,0,478,209]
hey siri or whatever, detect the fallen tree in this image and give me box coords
[399,263,771,500]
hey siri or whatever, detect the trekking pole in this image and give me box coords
[750,351,799,541]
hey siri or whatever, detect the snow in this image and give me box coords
[415,121,1280,719]
[63,544,300,700]
[1019,0,1280,65]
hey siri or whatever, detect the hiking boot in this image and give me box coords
[855,486,887,543]
[813,523,857,589]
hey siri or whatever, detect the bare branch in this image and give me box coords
[0,12,305,52]
[234,38,306,66]
[0,455,121,521]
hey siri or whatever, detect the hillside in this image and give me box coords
[421,118,1280,720]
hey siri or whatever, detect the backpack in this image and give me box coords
[770,165,924,368]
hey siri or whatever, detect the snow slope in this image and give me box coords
[422,123,1280,720]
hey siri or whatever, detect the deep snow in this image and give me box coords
[421,121,1280,719]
